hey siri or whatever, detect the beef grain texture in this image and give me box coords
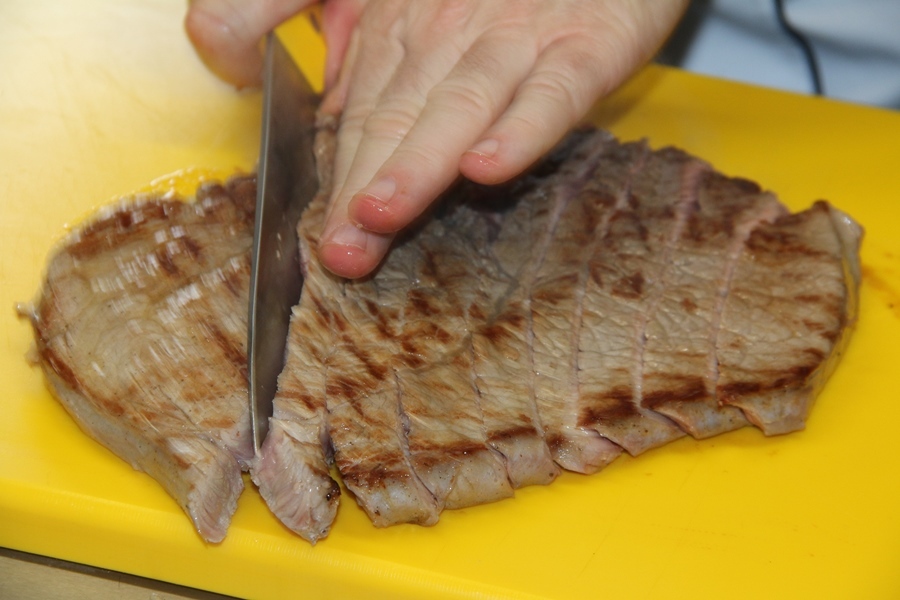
[253,127,862,541]
[28,128,863,545]
[27,177,257,543]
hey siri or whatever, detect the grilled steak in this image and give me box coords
[28,127,862,544]
[26,177,257,543]
[253,126,861,534]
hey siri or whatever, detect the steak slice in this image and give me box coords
[568,144,701,462]
[27,177,257,543]
[315,191,515,522]
[715,201,863,434]
[525,131,632,474]
[251,126,341,543]
[638,172,787,438]
[473,129,623,479]
[249,220,341,542]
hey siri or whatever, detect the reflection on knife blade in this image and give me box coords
[248,32,320,453]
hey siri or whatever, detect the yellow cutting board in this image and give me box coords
[2,2,899,598]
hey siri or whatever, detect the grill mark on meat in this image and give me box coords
[641,375,708,410]
[31,177,257,542]
[611,272,644,298]
[278,387,321,414]
[37,340,83,395]
[408,288,439,317]
[309,294,342,332]
[719,362,819,397]
[363,297,399,339]
[203,319,248,381]
[480,310,526,344]
[155,244,180,276]
[715,201,862,434]
[219,262,245,298]
[342,333,389,382]
[463,136,619,488]
[681,297,698,313]
[340,459,420,491]
[533,135,646,473]
[745,227,829,257]
[580,386,640,423]
[638,168,787,438]
[575,145,692,459]
[66,202,167,260]
[324,373,365,402]
[487,424,541,443]
[202,415,237,430]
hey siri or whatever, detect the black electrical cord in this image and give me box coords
[773,0,824,95]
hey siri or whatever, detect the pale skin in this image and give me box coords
[186,0,689,278]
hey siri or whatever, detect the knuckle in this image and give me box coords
[457,43,508,83]
[504,111,550,145]
[393,138,450,176]
[428,79,495,121]
[339,104,369,134]
[523,63,587,120]
[359,0,406,34]
[361,102,421,143]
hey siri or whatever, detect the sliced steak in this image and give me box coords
[314,194,515,522]
[27,177,257,543]
[250,207,341,542]
[262,127,860,534]
[30,126,863,544]
[476,129,624,478]
[715,201,862,434]
[251,126,341,543]
[639,173,787,438]
[569,144,701,461]
[526,131,631,474]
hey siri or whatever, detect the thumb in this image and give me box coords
[185,0,319,89]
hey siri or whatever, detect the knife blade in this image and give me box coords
[248,32,320,453]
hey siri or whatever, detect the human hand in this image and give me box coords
[185,0,363,90]
[186,0,689,278]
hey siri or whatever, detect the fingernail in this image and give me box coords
[467,138,499,158]
[324,223,368,250]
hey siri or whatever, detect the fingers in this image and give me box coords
[458,0,690,186]
[341,30,536,235]
[315,0,691,279]
[320,0,366,91]
[321,7,409,225]
[317,222,394,280]
[185,0,315,88]
[318,22,537,278]
[459,38,611,185]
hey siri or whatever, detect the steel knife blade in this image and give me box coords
[248,32,320,453]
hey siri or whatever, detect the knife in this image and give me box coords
[248,32,320,453]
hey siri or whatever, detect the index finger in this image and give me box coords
[344,30,537,235]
